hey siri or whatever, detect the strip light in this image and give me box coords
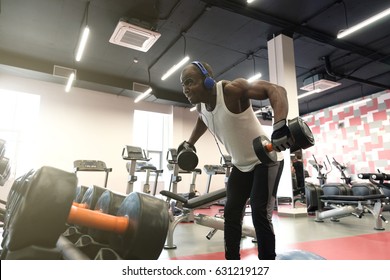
[65,73,75,92]
[161,56,190,81]
[75,26,90,61]
[190,106,197,112]
[298,89,322,99]
[337,7,390,39]
[134,88,152,103]
[247,73,262,83]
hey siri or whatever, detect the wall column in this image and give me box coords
[267,34,299,208]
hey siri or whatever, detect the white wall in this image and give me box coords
[0,73,227,201]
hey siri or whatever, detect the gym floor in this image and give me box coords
[157,202,390,260]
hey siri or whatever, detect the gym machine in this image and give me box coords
[312,168,388,230]
[305,155,333,213]
[204,155,232,193]
[166,148,202,196]
[358,171,390,211]
[73,160,112,188]
[166,148,202,221]
[314,192,387,230]
[160,187,256,250]
[134,161,163,195]
[332,157,380,195]
[122,145,150,194]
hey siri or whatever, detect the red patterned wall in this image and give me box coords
[302,90,390,184]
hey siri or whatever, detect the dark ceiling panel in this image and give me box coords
[0,0,389,116]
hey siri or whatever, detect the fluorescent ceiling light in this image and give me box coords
[247,73,262,83]
[65,73,75,92]
[134,88,152,103]
[161,56,190,81]
[337,8,390,39]
[298,89,322,99]
[75,26,90,61]
[247,0,256,3]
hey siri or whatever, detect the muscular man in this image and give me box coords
[180,61,291,260]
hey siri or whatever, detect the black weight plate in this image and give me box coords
[74,185,89,203]
[3,171,34,230]
[109,192,169,260]
[88,190,126,243]
[289,117,315,152]
[4,166,77,252]
[253,135,277,164]
[177,150,199,171]
[80,185,106,209]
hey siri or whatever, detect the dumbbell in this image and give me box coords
[67,191,169,260]
[2,166,169,260]
[177,141,198,171]
[253,117,315,164]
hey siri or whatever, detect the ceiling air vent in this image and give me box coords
[53,65,77,79]
[109,21,161,52]
[133,82,150,92]
[300,74,341,91]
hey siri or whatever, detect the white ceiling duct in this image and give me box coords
[300,74,341,91]
[109,20,161,52]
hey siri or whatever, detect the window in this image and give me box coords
[133,110,172,170]
[0,89,40,183]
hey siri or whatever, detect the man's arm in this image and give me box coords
[226,78,288,122]
[247,80,288,122]
[187,116,208,145]
[226,78,292,152]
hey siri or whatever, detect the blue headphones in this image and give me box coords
[191,61,215,90]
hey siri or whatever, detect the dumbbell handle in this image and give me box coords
[264,143,273,152]
[67,205,129,235]
[72,202,88,208]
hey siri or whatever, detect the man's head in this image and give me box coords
[180,61,215,104]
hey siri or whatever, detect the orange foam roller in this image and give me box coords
[67,205,129,234]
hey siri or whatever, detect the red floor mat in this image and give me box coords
[171,232,390,260]
[289,231,390,260]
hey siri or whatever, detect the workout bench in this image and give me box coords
[161,188,256,249]
[315,193,387,230]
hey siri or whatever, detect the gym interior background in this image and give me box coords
[0,0,390,262]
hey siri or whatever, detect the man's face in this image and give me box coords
[180,65,205,104]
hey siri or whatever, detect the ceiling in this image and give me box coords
[0,0,389,115]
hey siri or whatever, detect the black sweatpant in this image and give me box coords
[224,160,284,260]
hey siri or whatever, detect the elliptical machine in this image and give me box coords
[332,157,380,196]
[305,155,332,214]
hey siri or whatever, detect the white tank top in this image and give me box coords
[200,81,281,172]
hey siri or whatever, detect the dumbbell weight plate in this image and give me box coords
[88,190,126,244]
[288,117,315,152]
[3,167,77,255]
[74,185,89,203]
[253,135,278,165]
[109,192,169,260]
[80,185,107,210]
